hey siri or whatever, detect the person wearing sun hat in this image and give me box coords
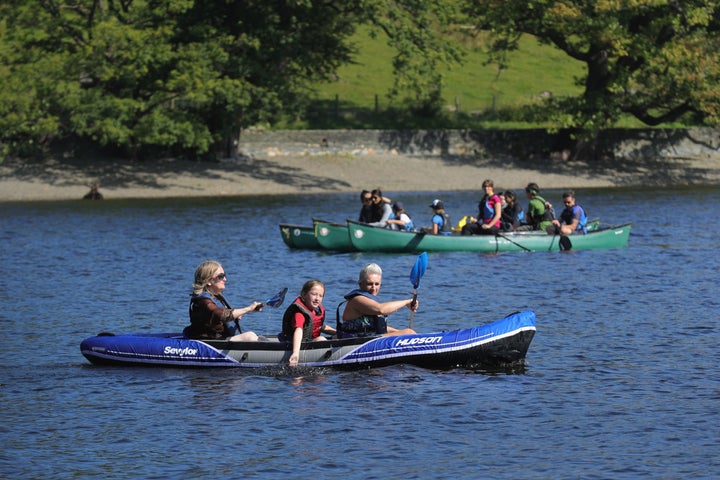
[386,201,415,231]
[422,199,452,235]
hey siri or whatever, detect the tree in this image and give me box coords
[0,0,461,160]
[463,0,720,130]
[0,1,364,159]
[361,0,463,115]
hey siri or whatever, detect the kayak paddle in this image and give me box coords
[255,287,288,310]
[408,252,428,330]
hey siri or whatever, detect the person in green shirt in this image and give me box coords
[524,183,554,231]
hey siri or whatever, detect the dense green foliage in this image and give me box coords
[464,0,720,131]
[1,1,718,160]
[0,0,460,159]
[0,0,364,159]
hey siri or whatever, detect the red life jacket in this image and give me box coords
[282,298,325,341]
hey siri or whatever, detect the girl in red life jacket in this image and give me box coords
[282,280,336,366]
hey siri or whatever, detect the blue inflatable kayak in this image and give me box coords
[81,310,536,370]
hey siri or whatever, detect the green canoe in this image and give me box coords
[313,218,355,252]
[279,223,322,250]
[347,220,631,253]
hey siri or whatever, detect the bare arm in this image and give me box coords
[343,295,416,321]
[232,301,262,320]
[289,327,303,366]
[387,215,409,227]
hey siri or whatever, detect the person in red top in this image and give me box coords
[461,179,503,235]
[282,280,336,366]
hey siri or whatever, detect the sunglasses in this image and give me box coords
[363,197,372,202]
[214,273,227,281]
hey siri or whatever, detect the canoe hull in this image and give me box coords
[279,223,322,249]
[278,217,603,251]
[313,218,354,252]
[80,311,536,370]
[347,220,631,253]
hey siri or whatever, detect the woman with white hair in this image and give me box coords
[337,263,417,338]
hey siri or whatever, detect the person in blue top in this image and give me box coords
[336,263,417,338]
[386,201,415,231]
[184,260,263,341]
[548,190,588,235]
[422,199,452,234]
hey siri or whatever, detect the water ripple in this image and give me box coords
[2,187,719,479]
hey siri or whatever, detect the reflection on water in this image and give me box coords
[1,186,719,479]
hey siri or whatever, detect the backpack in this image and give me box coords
[534,195,554,224]
[543,204,555,222]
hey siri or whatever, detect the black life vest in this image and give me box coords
[528,195,554,228]
[282,298,324,342]
[440,212,452,232]
[335,289,388,338]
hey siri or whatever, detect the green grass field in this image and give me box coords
[299,27,587,128]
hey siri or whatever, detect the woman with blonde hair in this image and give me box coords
[184,260,263,341]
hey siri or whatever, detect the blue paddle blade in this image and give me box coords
[264,287,288,308]
[410,252,428,289]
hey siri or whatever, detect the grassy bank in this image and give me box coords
[291,27,588,129]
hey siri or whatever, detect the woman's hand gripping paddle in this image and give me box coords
[408,252,428,330]
[232,288,288,334]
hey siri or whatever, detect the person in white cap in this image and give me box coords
[423,199,452,235]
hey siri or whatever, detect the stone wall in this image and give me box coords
[237,128,719,161]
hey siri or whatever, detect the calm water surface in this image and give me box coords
[1,187,719,479]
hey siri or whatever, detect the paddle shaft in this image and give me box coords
[408,291,418,330]
[496,233,532,252]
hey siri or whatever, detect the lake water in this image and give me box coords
[1,186,719,479]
